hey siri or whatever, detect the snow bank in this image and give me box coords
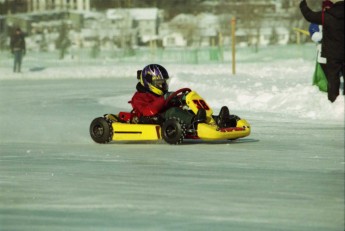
[166,60,344,122]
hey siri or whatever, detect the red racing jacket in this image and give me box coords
[130,91,166,117]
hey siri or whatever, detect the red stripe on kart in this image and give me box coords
[185,135,200,139]
[219,127,246,132]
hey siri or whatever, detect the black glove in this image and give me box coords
[164,91,174,100]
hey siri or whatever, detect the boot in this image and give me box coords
[217,106,230,128]
[193,108,206,124]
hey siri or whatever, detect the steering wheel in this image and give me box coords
[165,88,191,107]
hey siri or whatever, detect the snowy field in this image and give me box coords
[0,45,344,231]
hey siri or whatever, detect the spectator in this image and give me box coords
[300,0,344,102]
[10,28,26,73]
[309,23,328,92]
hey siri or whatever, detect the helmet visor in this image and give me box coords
[152,78,168,93]
[152,78,166,88]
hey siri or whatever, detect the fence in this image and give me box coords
[66,44,315,64]
[0,44,316,68]
[62,46,224,64]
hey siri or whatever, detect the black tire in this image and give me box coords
[89,117,113,144]
[162,118,186,144]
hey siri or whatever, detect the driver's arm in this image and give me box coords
[131,92,166,116]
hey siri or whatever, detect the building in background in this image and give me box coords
[106,8,162,47]
[0,0,302,52]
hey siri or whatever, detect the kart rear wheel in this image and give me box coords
[162,118,186,144]
[90,117,113,144]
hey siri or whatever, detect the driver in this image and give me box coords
[131,64,206,125]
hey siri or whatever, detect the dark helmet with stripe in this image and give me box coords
[140,64,169,96]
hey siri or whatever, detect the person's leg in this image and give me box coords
[164,107,194,125]
[13,51,19,72]
[324,60,342,102]
[341,61,345,95]
[17,51,23,72]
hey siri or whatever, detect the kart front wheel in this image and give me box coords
[90,117,113,144]
[162,118,186,144]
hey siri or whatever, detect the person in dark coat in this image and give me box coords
[10,28,26,73]
[300,0,344,102]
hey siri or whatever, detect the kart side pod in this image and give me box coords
[111,122,161,141]
[197,119,251,140]
[89,117,162,144]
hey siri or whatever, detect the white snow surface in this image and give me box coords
[0,45,344,231]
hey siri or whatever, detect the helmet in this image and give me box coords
[140,64,169,96]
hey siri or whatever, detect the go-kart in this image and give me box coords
[90,88,250,144]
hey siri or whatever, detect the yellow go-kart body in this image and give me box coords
[110,119,250,141]
[90,89,251,144]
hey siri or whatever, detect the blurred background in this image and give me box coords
[0,0,322,64]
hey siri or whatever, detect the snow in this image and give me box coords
[0,44,344,231]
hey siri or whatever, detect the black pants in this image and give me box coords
[321,59,344,102]
[164,107,194,125]
[13,50,24,72]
